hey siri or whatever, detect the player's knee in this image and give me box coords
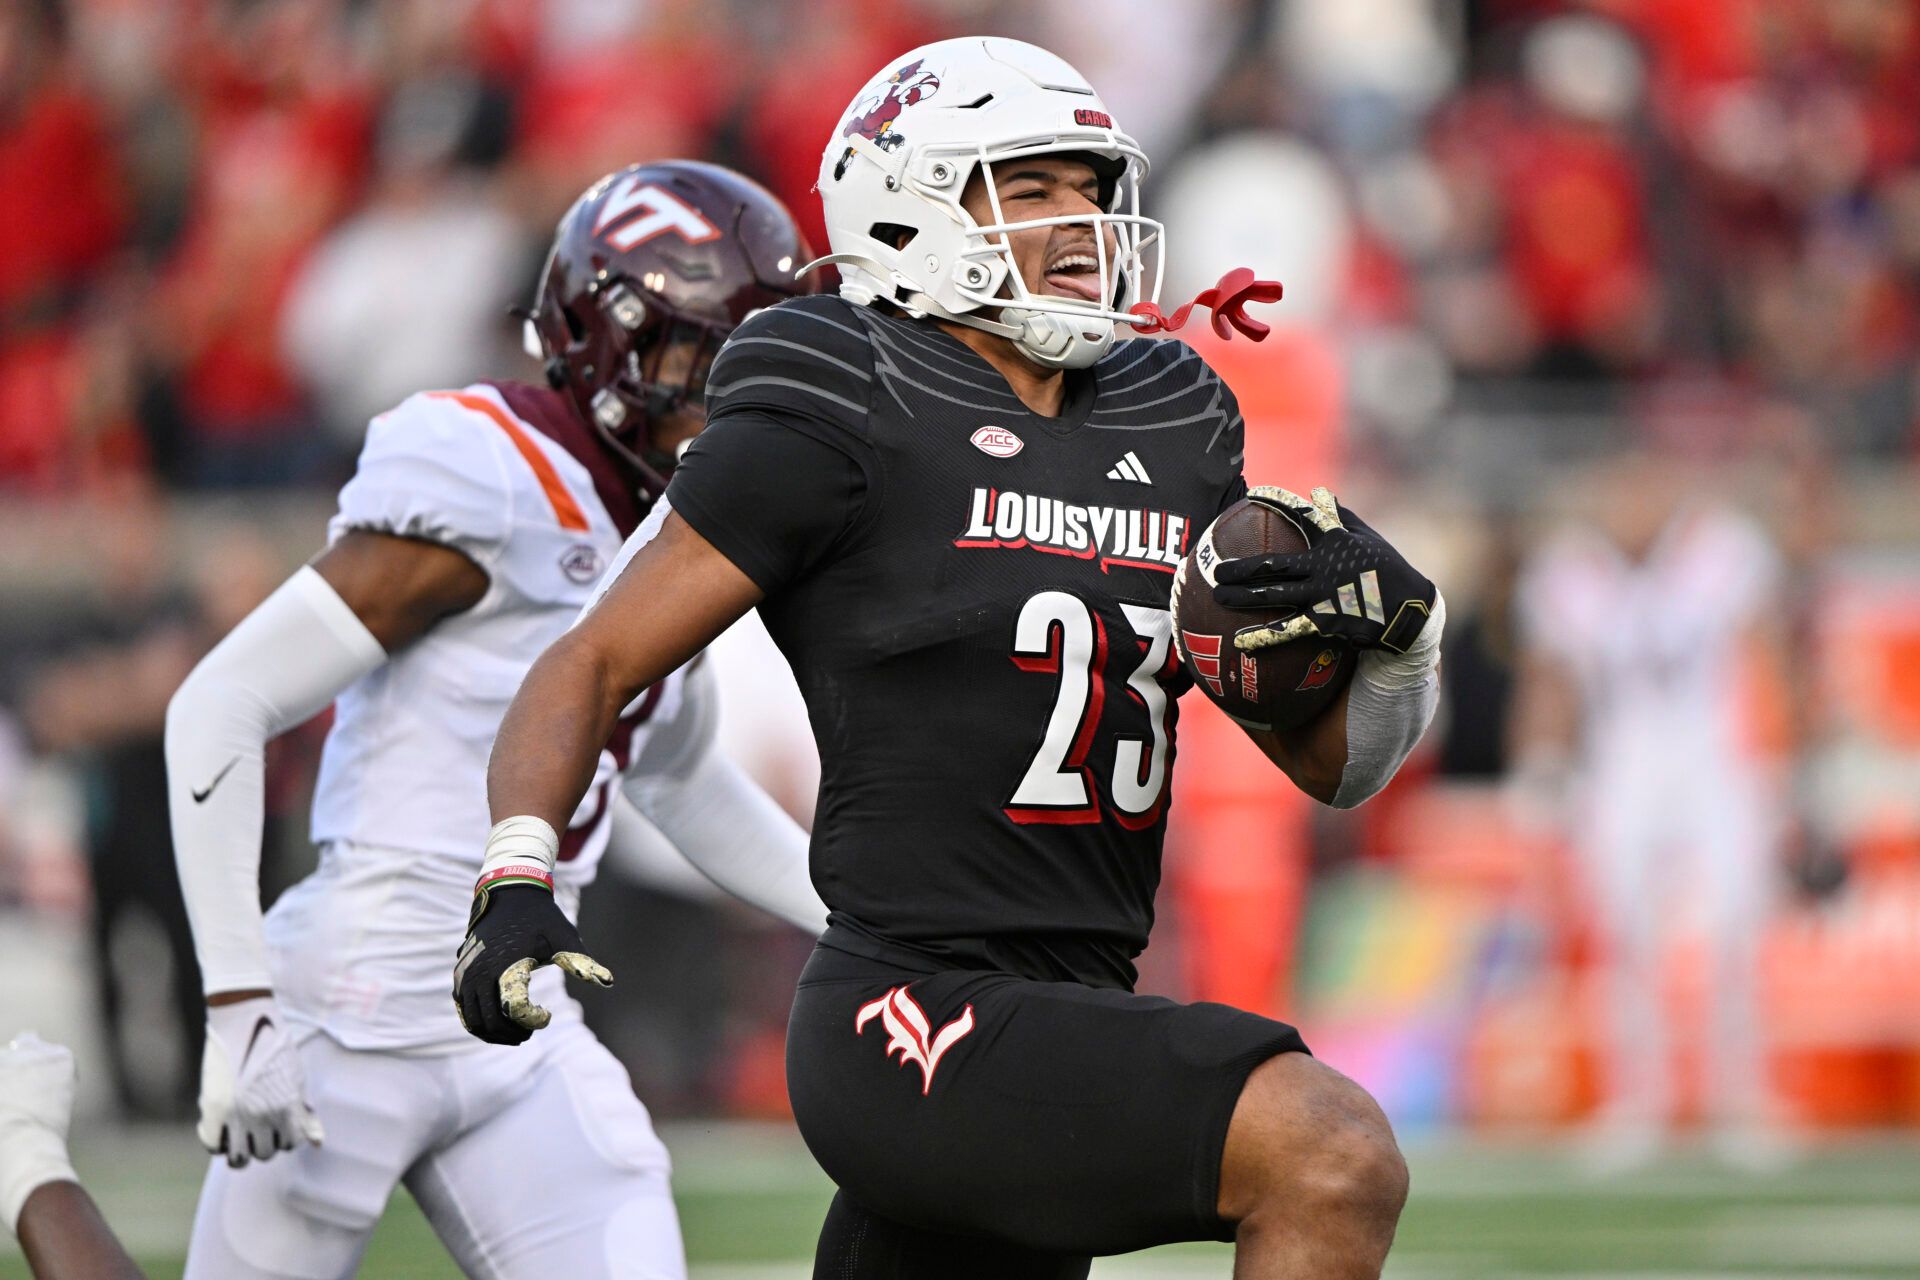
[1301,1095,1408,1240]
[1221,1054,1407,1244]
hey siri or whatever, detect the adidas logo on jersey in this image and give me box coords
[955,486,1190,573]
[1106,451,1153,484]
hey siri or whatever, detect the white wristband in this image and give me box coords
[479,815,561,882]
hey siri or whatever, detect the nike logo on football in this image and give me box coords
[191,757,239,804]
[1106,451,1152,484]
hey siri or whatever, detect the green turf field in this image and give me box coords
[9,1123,1918,1277]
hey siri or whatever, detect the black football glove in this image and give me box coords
[1212,486,1436,654]
[452,881,611,1046]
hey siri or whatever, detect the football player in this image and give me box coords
[1511,457,1788,1169]
[465,40,1443,1279]
[164,161,826,1279]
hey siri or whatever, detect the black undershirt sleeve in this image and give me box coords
[665,409,871,595]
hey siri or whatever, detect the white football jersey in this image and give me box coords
[270,381,684,1050]
[1518,504,1780,776]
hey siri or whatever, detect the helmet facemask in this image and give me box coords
[939,143,1165,368]
[830,134,1165,370]
[533,269,732,488]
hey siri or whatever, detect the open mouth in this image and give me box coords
[1042,250,1104,302]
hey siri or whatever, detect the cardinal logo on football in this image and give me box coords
[1297,647,1342,690]
[855,986,975,1095]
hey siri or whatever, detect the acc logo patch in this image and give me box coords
[1296,647,1342,691]
[970,425,1024,458]
[559,544,603,585]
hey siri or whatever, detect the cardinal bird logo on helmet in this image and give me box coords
[834,59,943,179]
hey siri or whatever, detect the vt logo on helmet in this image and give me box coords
[524,160,815,503]
[810,37,1167,371]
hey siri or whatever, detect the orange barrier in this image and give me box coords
[1160,327,1342,1016]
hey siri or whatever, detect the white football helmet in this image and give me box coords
[812,36,1165,370]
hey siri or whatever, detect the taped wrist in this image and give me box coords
[1332,591,1446,810]
[475,816,560,894]
[0,1124,77,1239]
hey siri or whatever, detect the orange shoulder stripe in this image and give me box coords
[427,390,591,533]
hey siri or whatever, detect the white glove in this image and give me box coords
[198,996,325,1167]
[0,1032,80,1237]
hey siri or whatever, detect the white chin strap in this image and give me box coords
[804,256,1134,373]
[901,288,1120,370]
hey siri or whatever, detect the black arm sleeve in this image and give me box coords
[665,295,879,595]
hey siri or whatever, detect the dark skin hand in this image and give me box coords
[208,529,490,1009]
[18,1181,146,1280]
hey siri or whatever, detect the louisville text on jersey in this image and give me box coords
[955,487,1191,574]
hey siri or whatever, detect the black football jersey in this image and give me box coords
[668,295,1245,989]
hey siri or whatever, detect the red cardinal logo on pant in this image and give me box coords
[855,986,975,1095]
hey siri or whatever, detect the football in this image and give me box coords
[1174,496,1355,732]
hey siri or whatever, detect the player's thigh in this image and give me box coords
[786,944,1306,1256]
[408,1023,684,1280]
[184,1038,444,1279]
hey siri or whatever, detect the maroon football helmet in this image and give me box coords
[527,160,814,497]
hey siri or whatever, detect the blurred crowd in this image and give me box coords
[3,0,1919,1135]
[3,0,1918,491]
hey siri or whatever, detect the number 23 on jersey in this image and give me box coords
[1005,592,1176,830]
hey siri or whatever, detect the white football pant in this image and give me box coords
[1578,762,1776,1126]
[184,1019,684,1279]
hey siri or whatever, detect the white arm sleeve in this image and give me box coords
[1331,590,1447,810]
[616,661,827,935]
[165,567,386,994]
[603,794,729,901]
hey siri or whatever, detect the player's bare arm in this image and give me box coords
[309,529,489,651]
[1242,689,1352,804]
[16,1183,144,1280]
[456,509,761,1045]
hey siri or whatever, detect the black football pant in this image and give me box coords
[790,941,1308,1273]
[815,1191,1091,1279]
